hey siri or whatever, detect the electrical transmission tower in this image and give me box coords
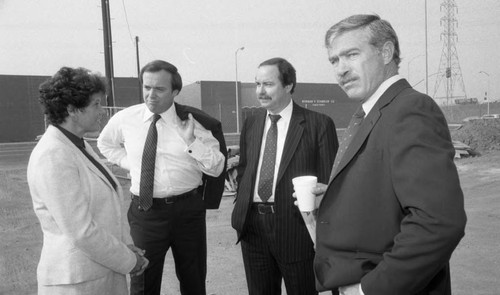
[433,0,467,104]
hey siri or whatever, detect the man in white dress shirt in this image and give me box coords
[98,60,227,295]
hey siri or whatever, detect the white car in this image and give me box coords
[481,114,500,119]
[463,116,480,122]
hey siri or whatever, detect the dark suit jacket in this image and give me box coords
[176,103,228,209]
[232,102,338,262]
[314,79,467,294]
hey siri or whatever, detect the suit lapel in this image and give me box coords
[82,141,120,192]
[277,103,304,184]
[51,127,118,192]
[329,109,380,181]
[329,79,411,183]
[248,110,267,178]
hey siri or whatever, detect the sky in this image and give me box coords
[1,0,499,102]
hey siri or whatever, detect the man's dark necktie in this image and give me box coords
[331,106,365,175]
[139,114,161,211]
[257,114,281,202]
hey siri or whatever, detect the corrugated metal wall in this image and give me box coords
[0,75,353,143]
[200,81,239,133]
[0,75,142,143]
[293,82,353,128]
[0,75,47,143]
[239,82,354,129]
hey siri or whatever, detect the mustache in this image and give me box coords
[339,76,357,86]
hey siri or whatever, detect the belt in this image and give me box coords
[251,203,275,214]
[131,188,199,209]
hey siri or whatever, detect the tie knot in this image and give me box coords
[354,107,365,119]
[269,114,281,123]
[152,114,161,123]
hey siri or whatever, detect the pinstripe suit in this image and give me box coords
[232,102,338,294]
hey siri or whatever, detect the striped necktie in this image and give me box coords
[139,114,161,211]
[331,106,365,177]
[257,114,281,202]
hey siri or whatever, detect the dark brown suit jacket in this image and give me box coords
[232,102,338,262]
[315,79,467,294]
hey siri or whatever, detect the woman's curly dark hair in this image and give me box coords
[38,67,107,125]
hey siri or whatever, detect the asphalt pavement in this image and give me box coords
[0,142,36,170]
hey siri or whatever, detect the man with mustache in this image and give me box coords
[232,57,338,295]
[98,60,227,295]
[313,15,467,294]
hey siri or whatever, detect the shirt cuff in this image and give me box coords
[185,137,206,158]
[359,283,365,295]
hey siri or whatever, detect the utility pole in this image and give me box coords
[135,36,143,103]
[425,0,429,95]
[101,0,115,107]
[235,46,245,134]
[433,0,467,104]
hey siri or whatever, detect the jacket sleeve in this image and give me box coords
[97,113,130,170]
[236,118,249,186]
[316,116,338,184]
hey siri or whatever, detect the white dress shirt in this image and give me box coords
[361,74,403,116]
[98,103,225,198]
[253,100,293,202]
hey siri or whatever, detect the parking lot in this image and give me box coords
[1,142,499,294]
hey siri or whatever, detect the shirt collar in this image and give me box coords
[142,103,178,125]
[267,99,293,123]
[53,124,85,149]
[362,74,403,116]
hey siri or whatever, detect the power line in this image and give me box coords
[121,0,135,46]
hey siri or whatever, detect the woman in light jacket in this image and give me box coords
[27,67,148,294]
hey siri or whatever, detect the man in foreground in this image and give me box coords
[314,15,467,295]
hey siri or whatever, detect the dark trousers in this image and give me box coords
[128,192,207,295]
[241,206,317,295]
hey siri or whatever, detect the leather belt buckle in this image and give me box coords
[164,188,197,204]
[256,203,275,214]
[132,188,198,208]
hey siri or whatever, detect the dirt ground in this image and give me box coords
[0,145,499,295]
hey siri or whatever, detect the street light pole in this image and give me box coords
[479,71,490,115]
[235,46,245,133]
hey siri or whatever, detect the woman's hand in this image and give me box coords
[128,245,149,277]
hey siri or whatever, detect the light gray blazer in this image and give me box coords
[27,125,136,286]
